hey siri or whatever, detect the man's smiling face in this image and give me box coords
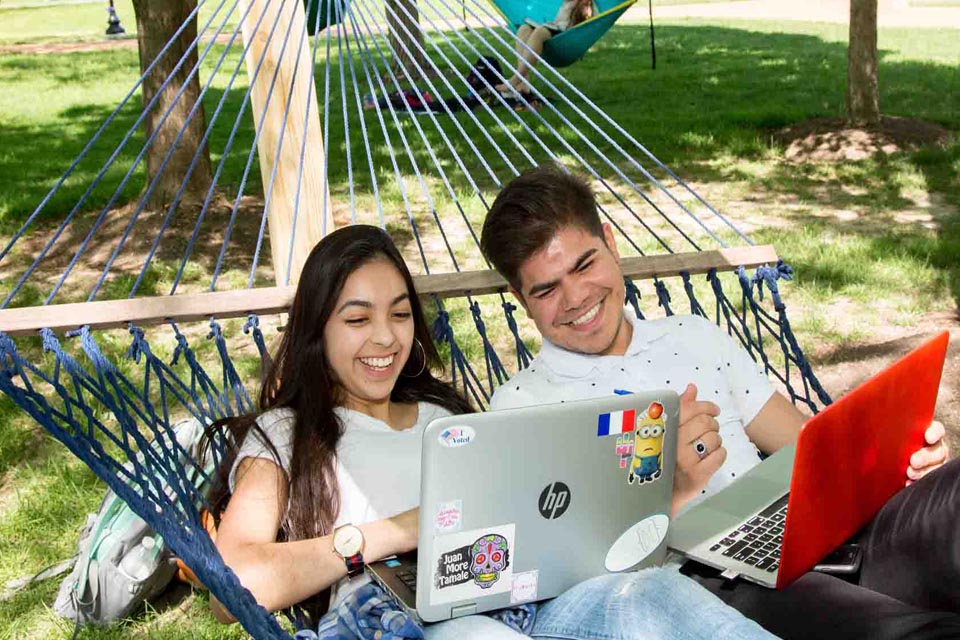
[513,223,630,356]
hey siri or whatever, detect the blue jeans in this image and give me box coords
[424,566,776,640]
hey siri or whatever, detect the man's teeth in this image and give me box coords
[360,355,395,369]
[570,302,601,327]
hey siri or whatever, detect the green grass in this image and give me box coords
[0,1,248,45]
[0,1,133,44]
[0,13,958,639]
[0,0,483,45]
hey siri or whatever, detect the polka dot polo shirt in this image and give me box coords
[489,309,777,513]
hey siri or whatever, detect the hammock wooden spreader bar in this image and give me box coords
[0,245,777,336]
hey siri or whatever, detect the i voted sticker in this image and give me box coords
[438,426,475,448]
[604,514,669,572]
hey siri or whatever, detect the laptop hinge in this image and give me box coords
[450,603,477,619]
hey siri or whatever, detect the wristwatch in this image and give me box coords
[332,523,366,578]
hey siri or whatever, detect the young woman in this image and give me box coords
[206,225,776,640]
[496,0,594,95]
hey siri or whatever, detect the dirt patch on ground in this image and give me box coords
[774,116,954,163]
[0,33,238,56]
[0,38,138,56]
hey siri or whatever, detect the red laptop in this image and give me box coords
[669,331,949,589]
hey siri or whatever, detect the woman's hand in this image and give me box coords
[350,508,419,568]
[382,508,420,555]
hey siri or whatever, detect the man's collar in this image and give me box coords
[537,307,670,379]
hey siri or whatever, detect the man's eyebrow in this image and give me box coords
[525,249,598,297]
[571,248,598,271]
[527,277,560,298]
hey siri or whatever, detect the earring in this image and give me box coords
[402,338,427,378]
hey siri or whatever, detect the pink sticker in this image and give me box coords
[511,570,539,604]
[435,500,462,533]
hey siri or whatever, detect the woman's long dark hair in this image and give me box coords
[204,225,472,622]
[570,0,592,26]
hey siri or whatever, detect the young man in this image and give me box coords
[481,164,960,640]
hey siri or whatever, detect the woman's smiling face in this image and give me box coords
[323,259,415,408]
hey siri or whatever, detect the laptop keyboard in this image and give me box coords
[708,494,788,574]
[395,569,418,591]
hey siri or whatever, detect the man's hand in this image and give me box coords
[672,384,725,514]
[907,421,949,486]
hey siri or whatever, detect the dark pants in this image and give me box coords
[681,456,960,639]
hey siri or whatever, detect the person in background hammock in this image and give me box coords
[495,0,594,96]
[202,224,776,639]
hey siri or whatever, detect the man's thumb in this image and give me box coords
[680,383,698,404]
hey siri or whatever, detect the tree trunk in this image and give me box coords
[386,0,430,77]
[132,0,213,209]
[847,0,880,126]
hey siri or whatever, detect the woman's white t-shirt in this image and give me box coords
[553,0,577,30]
[227,401,453,604]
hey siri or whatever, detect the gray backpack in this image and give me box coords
[54,418,210,624]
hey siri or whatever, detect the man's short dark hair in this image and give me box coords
[480,164,603,291]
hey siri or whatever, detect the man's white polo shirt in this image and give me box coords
[489,309,777,511]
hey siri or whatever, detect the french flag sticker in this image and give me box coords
[597,409,636,437]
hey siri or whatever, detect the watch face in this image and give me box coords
[334,525,363,557]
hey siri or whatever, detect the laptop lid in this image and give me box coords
[777,331,949,588]
[414,391,679,622]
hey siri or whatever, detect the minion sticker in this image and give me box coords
[628,402,666,485]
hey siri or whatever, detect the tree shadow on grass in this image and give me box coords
[755,196,960,307]
[0,24,957,300]
[3,24,956,215]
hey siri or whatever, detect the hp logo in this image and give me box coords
[538,482,571,520]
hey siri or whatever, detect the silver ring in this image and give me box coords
[692,438,709,461]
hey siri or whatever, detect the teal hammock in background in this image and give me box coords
[490,0,637,67]
[304,0,638,68]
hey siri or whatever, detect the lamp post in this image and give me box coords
[106,0,126,36]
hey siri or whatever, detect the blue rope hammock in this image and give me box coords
[0,0,830,637]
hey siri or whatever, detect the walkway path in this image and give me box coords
[626,0,960,28]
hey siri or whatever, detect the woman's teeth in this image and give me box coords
[570,302,601,326]
[360,355,395,369]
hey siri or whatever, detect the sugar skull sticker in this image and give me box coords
[469,534,510,588]
[629,401,666,485]
[431,524,516,606]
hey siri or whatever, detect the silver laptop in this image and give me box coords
[669,329,950,589]
[368,391,680,622]
[668,444,795,588]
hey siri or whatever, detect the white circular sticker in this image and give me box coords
[604,514,670,572]
[438,426,476,448]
